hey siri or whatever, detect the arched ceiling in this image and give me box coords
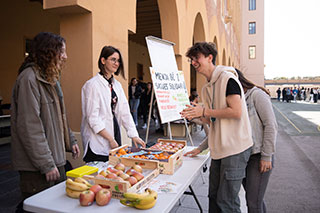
[129,0,162,46]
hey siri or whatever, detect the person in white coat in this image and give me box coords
[81,46,145,162]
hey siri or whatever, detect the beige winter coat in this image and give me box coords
[11,66,77,174]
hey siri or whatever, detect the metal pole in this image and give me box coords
[167,122,172,140]
[145,89,155,145]
[183,118,194,146]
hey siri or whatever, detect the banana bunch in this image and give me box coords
[120,188,157,210]
[65,178,91,199]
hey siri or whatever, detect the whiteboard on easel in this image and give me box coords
[146,36,190,124]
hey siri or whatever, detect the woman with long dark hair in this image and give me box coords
[236,69,277,213]
[81,46,145,162]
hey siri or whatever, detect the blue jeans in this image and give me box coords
[243,154,273,213]
[209,147,252,213]
[129,98,140,126]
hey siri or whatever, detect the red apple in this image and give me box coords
[132,172,144,181]
[79,190,95,206]
[126,176,137,186]
[107,167,119,174]
[126,169,137,176]
[132,165,143,173]
[119,173,130,180]
[99,170,108,177]
[95,189,112,206]
[116,170,124,176]
[106,173,118,179]
[89,184,102,195]
[114,176,124,181]
[96,174,106,179]
[114,163,125,171]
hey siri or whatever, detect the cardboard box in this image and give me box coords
[83,158,159,199]
[163,122,192,137]
[110,139,186,175]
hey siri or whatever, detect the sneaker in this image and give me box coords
[142,123,147,129]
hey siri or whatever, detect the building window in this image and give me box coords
[249,46,256,59]
[249,0,256,10]
[249,22,256,34]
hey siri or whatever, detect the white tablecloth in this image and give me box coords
[24,146,210,213]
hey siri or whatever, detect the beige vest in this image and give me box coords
[201,66,253,159]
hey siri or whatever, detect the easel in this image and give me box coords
[144,86,194,146]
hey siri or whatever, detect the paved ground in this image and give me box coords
[0,100,319,213]
[264,100,320,213]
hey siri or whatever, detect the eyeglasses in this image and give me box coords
[187,57,199,64]
[108,57,121,64]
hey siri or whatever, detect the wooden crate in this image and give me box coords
[110,139,186,175]
[83,158,159,199]
[147,138,187,153]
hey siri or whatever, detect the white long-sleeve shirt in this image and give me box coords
[81,74,138,157]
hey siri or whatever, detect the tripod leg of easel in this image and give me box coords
[167,122,172,140]
[145,89,155,145]
[183,118,194,146]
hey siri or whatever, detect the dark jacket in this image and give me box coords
[11,66,77,174]
[128,85,142,99]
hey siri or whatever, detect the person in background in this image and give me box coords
[303,87,307,101]
[154,99,163,133]
[140,82,156,129]
[81,46,145,163]
[310,87,314,102]
[129,77,142,127]
[236,69,277,213]
[276,87,281,101]
[11,32,80,209]
[282,87,287,102]
[313,87,318,103]
[181,42,253,213]
[189,93,199,104]
[137,80,147,120]
[300,87,305,101]
[306,88,310,101]
[292,87,298,102]
[286,87,292,103]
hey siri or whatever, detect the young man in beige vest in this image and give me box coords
[181,42,253,213]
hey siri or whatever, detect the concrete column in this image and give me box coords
[59,13,93,131]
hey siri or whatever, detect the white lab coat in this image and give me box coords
[81,74,138,157]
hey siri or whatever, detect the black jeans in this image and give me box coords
[83,144,109,163]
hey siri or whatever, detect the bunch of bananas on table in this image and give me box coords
[120,188,157,210]
[65,177,92,198]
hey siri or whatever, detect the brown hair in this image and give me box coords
[98,46,125,79]
[19,32,66,84]
[235,68,270,96]
[186,42,218,65]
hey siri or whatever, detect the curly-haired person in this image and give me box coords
[11,32,80,210]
